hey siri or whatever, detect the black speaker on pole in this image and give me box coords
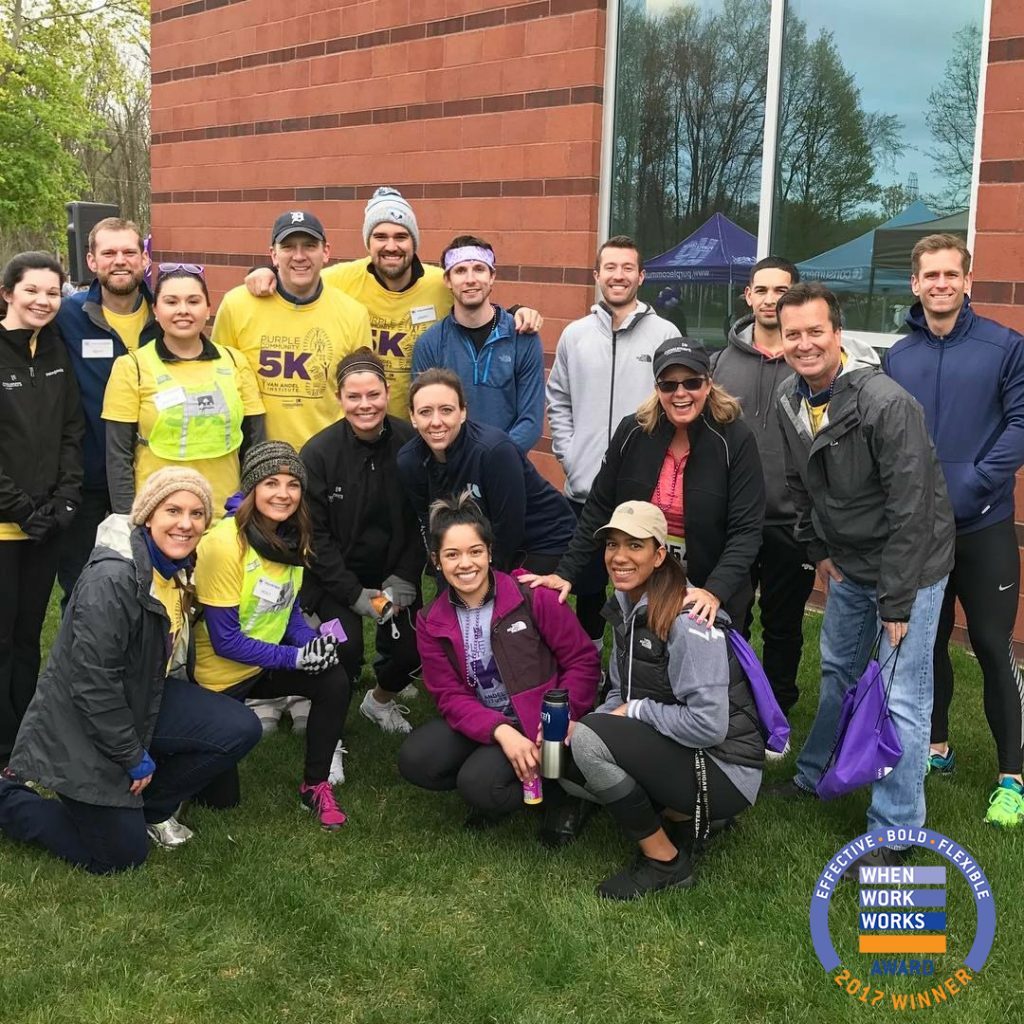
[66,202,120,285]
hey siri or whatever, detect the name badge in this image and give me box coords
[82,338,114,359]
[153,386,187,411]
[410,305,436,325]
[253,577,283,603]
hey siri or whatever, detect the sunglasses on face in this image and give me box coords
[655,376,707,394]
[158,262,206,276]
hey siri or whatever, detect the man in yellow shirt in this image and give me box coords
[56,217,157,610]
[245,187,541,418]
[213,211,371,449]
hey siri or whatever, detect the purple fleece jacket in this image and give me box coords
[417,569,600,744]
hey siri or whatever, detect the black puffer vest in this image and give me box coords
[604,596,764,768]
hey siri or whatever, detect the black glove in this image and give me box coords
[21,502,57,541]
[53,499,77,531]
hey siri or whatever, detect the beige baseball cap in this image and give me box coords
[594,501,668,546]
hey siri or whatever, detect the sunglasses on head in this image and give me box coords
[158,262,206,277]
[655,376,707,394]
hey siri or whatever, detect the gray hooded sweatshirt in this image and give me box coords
[546,302,679,503]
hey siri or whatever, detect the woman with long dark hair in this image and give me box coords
[0,252,83,765]
[191,441,350,830]
[567,501,763,900]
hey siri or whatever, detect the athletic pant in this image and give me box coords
[932,517,1024,775]
[568,499,609,640]
[0,539,60,763]
[569,713,750,841]
[195,663,350,808]
[743,524,816,715]
[57,488,109,614]
[398,718,524,815]
[0,678,261,873]
[310,593,421,696]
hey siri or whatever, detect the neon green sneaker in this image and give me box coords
[984,777,1024,828]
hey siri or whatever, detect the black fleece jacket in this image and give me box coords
[557,410,765,624]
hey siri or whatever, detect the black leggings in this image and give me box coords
[570,712,751,841]
[932,517,1024,774]
[195,663,350,807]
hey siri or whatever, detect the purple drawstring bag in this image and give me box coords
[816,638,903,800]
[726,630,791,754]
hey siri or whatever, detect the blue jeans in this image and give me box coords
[794,573,947,833]
[0,679,260,874]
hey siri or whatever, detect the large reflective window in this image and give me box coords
[610,0,770,343]
[773,1,984,334]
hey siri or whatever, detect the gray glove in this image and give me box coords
[351,588,379,619]
[294,635,339,673]
[382,575,417,610]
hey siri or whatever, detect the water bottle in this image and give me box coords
[540,688,570,779]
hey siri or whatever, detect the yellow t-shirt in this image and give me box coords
[807,401,828,435]
[192,518,299,692]
[212,284,371,449]
[322,259,451,418]
[150,570,188,673]
[101,343,264,520]
[104,304,149,353]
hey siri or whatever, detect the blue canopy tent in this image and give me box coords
[644,213,758,283]
[796,200,937,292]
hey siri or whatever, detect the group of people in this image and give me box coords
[0,184,1021,898]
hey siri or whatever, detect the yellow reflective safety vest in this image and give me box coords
[134,341,244,461]
[235,537,304,643]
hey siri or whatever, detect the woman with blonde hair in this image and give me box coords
[527,337,764,627]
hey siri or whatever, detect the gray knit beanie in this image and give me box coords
[240,441,307,495]
[362,186,419,249]
[130,467,214,526]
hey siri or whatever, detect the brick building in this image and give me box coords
[150,0,1024,642]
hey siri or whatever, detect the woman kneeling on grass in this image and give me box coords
[399,492,600,840]
[567,500,763,900]
[191,442,350,831]
[0,469,261,874]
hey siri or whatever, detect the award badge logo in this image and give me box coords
[809,828,995,1011]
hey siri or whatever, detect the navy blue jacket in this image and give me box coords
[396,419,576,570]
[411,307,544,453]
[56,281,158,492]
[884,296,1024,534]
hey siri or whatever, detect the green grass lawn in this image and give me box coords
[1,595,1020,1023]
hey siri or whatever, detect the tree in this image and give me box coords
[924,23,980,213]
[0,0,148,250]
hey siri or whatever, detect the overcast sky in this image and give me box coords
[641,0,984,202]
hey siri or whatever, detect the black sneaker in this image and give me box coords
[597,850,695,900]
[538,796,594,849]
[842,845,909,882]
[463,808,505,831]
[764,778,816,801]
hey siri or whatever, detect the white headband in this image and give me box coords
[443,246,495,272]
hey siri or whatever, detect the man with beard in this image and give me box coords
[411,236,543,453]
[245,187,541,419]
[545,235,678,646]
[56,218,157,607]
[711,256,815,730]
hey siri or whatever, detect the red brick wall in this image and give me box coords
[149,0,608,482]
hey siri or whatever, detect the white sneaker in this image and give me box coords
[764,739,792,763]
[146,815,194,849]
[397,683,419,701]
[359,690,412,734]
[328,743,348,785]
[247,697,286,734]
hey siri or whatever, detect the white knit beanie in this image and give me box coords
[362,186,420,250]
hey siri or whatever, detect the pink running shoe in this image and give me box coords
[299,780,347,831]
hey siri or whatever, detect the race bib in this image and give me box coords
[666,533,687,567]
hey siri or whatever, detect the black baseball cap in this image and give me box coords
[271,211,326,245]
[653,337,711,378]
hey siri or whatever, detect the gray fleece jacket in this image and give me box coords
[596,592,759,804]
[712,315,800,525]
[545,302,679,503]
